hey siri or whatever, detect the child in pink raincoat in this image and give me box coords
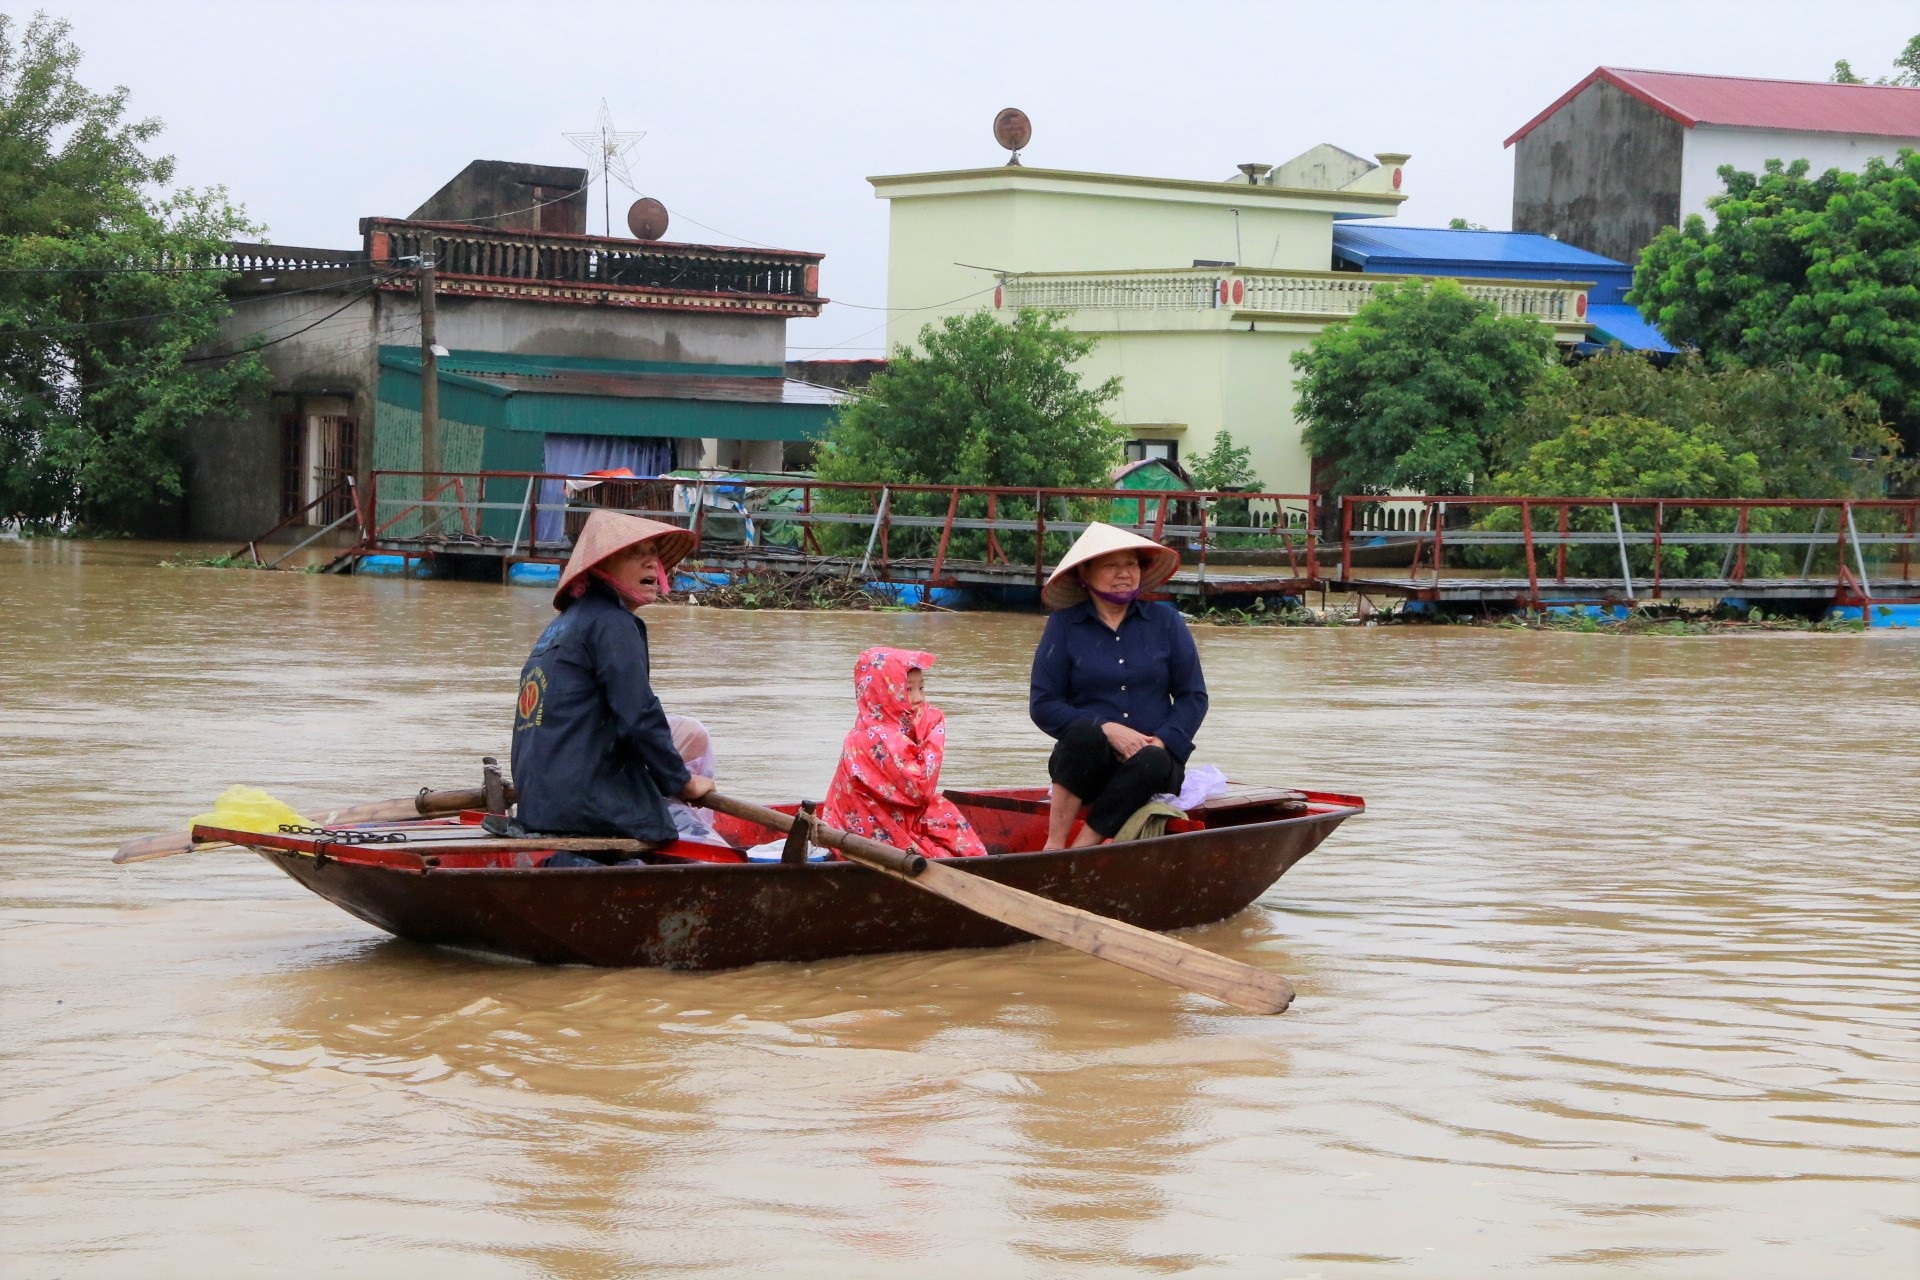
[819,647,988,858]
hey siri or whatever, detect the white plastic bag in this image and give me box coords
[1153,763,1229,813]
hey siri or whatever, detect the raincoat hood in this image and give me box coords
[852,647,936,730]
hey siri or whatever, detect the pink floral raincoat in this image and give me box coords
[819,647,987,859]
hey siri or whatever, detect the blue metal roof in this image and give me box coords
[1331,225,1624,271]
[1325,226,1673,351]
[1331,225,1638,304]
[1581,304,1678,355]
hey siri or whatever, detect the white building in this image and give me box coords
[1509,67,1920,264]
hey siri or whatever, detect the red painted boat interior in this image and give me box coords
[193,787,1363,873]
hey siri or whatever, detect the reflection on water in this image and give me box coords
[3,538,1917,1278]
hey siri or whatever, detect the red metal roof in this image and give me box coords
[1506,67,1920,147]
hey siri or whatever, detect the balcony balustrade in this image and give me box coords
[361,217,825,318]
[1000,267,1589,333]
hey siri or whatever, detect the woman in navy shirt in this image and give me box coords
[512,511,714,851]
[1029,524,1208,850]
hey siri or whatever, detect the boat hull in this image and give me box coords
[254,805,1357,969]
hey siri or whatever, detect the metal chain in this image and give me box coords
[278,824,409,845]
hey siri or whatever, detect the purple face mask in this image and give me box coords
[1088,586,1139,606]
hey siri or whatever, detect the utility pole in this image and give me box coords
[417,253,438,477]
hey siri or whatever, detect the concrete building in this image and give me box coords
[1508,67,1920,265]
[185,163,841,541]
[871,149,1593,494]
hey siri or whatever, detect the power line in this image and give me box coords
[828,283,999,313]
[0,270,397,339]
[47,281,391,394]
[436,170,599,225]
[184,282,390,365]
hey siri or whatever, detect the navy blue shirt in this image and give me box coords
[1029,600,1208,763]
[510,582,691,843]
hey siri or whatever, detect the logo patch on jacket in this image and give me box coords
[515,667,547,730]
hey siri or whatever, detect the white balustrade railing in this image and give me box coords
[1002,269,1586,325]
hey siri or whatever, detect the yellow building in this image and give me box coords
[870,148,1591,494]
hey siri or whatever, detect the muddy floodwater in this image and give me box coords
[3,539,1916,1279]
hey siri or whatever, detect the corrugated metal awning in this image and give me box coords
[1581,304,1677,355]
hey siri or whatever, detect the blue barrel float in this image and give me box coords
[506,561,562,589]
[1826,603,1919,629]
[355,554,436,579]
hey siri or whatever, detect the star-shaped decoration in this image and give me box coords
[564,99,647,192]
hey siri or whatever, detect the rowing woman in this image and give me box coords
[511,510,713,852]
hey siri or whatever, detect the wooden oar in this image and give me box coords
[701,792,1295,1015]
[112,785,515,865]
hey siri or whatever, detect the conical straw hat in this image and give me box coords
[1042,522,1180,610]
[553,510,699,609]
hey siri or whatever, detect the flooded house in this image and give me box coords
[869,135,1596,498]
[184,159,842,542]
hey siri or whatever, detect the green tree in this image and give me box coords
[816,307,1123,489]
[1830,34,1920,85]
[1498,350,1900,498]
[1630,151,1920,439]
[1,12,265,532]
[1493,413,1763,500]
[1188,429,1259,491]
[1486,413,1767,576]
[1290,278,1557,494]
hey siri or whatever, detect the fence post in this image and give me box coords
[1305,495,1320,586]
[1340,497,1353,582]
[1521,500,1540,610]
[1651,501,1664,599]
[1611,502,1634,600]
[928,488,960,586]
[1801,507,1825,579]
[1845,502,1874,600]
[1556,503,1568,583]
[1197,498,1209,587]
[857,486,889,579]
[1034,492,1047,589]
[1733,505,1749,583]
[1432,501,1445,583]
[508,481,532,557]
[1906,502,1915,582]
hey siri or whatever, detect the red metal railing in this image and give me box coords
[358,470,1323,587]
[1337,494,1919,605]
[341,472,1918,604]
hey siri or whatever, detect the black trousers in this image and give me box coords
[1048,718,1184,838]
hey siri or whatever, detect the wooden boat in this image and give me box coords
[193,784,1363,970]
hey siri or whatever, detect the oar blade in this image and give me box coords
[111,788,496,865]
[113,833,194,864]
[918,860,1295,1014]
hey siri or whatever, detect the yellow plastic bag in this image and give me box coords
[189,785,307,836]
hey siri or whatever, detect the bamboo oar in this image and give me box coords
[702,792,1295,1015]
[112,785,515,865]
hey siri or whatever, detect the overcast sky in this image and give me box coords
[34,0,1920,357]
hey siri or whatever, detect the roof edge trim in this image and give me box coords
[1505,67,1699,148]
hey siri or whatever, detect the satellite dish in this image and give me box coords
[626,197,669,241]
[993,108,1031,165]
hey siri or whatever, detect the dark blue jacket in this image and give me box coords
[1029,599,1209,762]
[510,582,691,842]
